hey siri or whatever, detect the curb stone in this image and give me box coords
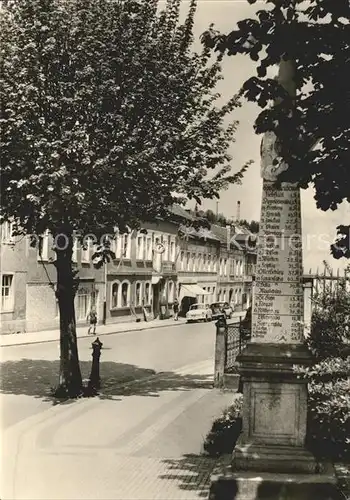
[0,319,187,348]
[334,463,350,499]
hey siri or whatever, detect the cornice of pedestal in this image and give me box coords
[236,342,314,379]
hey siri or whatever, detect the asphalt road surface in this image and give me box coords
[0,321,216,429]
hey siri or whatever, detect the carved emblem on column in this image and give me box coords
[260,131,289,182]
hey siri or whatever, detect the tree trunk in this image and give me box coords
[54,231,83,398]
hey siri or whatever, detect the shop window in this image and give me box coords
[145,282,151,304]
[76,288,91,321]
[111,281,120,308]
[121,281,130,307]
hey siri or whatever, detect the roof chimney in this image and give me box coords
[236,201,241,222]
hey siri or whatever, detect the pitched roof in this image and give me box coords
[178,224,220,243]
[210,223,257,251]
[210,224,228,244]
[169,204,194,221]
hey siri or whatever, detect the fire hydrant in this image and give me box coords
[88,337,103,393]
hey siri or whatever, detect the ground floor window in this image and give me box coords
[76,288,91,321]
[121,281,130,307]
[110,280,131,308]
[135,282,142,306]
[144,282,151,305]
[1,274,14,311]
[111,281,120,308]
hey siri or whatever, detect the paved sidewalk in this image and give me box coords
[0,318,187,347]
[1,359,236,500]
[0,312,245,348]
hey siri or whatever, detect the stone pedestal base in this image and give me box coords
[209,468,341,500]
[232,343,320,474]
[233,443,319,474]
[223,373,240,392]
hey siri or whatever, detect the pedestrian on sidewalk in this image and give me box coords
[173,298,179,321]
[87,307,97,335]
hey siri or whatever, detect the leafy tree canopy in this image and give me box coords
[1,0,248,242]
[0,0,249,397]
[201,0,350,258]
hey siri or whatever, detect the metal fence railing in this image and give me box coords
[225,320,249,373]
[214,315,251,388]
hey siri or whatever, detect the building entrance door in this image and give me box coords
[152,284,160,318]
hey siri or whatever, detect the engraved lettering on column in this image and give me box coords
[252,180,304,343]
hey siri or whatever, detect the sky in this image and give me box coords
[174,0,349,273]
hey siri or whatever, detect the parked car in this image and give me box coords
[210,302,234,320]
[186,303,213,323]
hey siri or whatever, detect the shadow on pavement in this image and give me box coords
[161,455,345,500]
[160,453,231,499]
[0,358,213,403]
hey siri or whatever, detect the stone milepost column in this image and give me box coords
[233,61,318,474]
[253,179,304,345]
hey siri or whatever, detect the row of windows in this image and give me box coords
[0,273,246,318]
[111,280,149,308]
[201,286,216,304]
[1,224,246,276]
[32,230,177,264]
[178,252,244,276]
[217,287,243,303]
[179,252,217,272]
[110,279,175,309]
[196,286,243,305]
